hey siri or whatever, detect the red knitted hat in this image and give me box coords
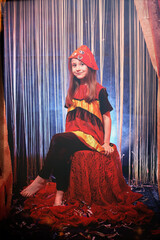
[69,45,99,70]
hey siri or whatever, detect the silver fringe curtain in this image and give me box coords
[3,0,157,185]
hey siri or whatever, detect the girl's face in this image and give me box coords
[71,59,88,80]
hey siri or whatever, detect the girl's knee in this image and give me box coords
[51,133,62,146]
[50,133,73,150]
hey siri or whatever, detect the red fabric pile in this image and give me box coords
[24,145,153,229]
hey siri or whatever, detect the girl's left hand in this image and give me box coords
[102,143,114,155]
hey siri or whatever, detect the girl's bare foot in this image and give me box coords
[53,190,64,206]
[20,176,46,197]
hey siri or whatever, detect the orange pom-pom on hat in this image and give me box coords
[69,45,99,70]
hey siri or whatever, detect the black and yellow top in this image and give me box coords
[65,83,113,152]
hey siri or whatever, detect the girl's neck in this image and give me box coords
[79,78,87,85]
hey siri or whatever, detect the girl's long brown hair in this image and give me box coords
[65,60,97,107]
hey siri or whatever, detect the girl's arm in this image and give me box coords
[102,112,114,155]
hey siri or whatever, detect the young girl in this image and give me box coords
[20,45,114,206]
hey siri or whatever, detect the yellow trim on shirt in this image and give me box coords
[68,99,103,122]
[72,130,104,153]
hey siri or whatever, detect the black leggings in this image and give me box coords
[39,132,90,191]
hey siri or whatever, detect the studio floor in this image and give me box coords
[0,183,160,240]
